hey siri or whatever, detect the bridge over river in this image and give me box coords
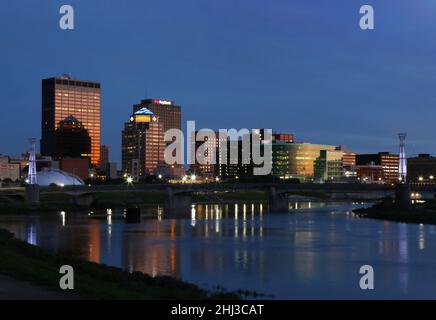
[2,183,435,213]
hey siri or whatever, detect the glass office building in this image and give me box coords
[272,142,339,181]
[41,76,101,167]
[121,107,165,178]
[314,149,344,182]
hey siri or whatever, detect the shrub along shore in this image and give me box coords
[353,200,436,225]
[0,228,240,299]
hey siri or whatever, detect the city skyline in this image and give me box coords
[3,1,436,303]
[1,1,436,163]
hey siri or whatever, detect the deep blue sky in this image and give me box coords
[1,0,435,163]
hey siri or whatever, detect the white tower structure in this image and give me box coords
[28,138,38,185]
[398,133,407,183]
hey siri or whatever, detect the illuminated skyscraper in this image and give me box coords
[133,99,181,135]
[132,99,182,173]
[121,107,165,178]
[41,76,101,167]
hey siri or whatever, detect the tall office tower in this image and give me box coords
[41,75,101,167]
[133,99,182,172]
[121,107,165,178]
[133,99,181,139]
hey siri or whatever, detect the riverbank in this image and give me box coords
[353,201,436,225]
[0,228,239,299]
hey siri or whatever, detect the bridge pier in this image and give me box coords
[164,187,192,217]
[25,184,40,206]
[71,194,95,207]
[395,183,411,209]
[268,187,289,213]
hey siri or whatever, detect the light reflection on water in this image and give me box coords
[2,201,436,299]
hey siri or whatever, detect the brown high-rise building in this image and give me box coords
[356,152,399,183]
[133,99,181,136]
[41,76,101,167]
[122,107,165,178]
[132,99,182,172]
[342,152,356,167]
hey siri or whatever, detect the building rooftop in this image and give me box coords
[134,107,154,116]
[63,115,79,123]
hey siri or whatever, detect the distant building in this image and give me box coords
[41,76,101,167]
[215,139,252,179]
[214,129,271,179]
[133,99,181,135]
[342,152,356,167]
[314,149,344,182]
[121,107,165,178]
[356,163,384,183]
[0,156,20,182]
[407,154,436,183]
[272,142,340,181]
[191,131,225,177]
[356,152,399,184]
[154,164,185,179]
[342,152,357,179]
[54,116,91,160]
[133,99,182,172]
[273,133,294,143]
[107,162,118,179]
[60,157,90,180]
[100,145,110,172]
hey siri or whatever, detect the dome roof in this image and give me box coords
[134,107,154,116]
[30,168,85,187]
[64,115,79,122]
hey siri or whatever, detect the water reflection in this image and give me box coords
[2,201,436,299]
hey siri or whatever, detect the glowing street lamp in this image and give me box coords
[419,176,424,182]
[191,174,196,181]
[158,174,163,179]
[126,176,134,184]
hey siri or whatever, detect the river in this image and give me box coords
[1,200,436,299]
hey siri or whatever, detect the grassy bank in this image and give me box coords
[353,202,436,225]
[0,228,238,299]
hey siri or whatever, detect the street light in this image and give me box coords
[126,176,133,184]
[158,174,163,179]
[191,174,196,181]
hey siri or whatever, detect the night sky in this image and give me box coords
[1,0,435,163]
